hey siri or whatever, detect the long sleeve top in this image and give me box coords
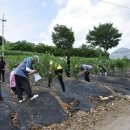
[14,57,34,78]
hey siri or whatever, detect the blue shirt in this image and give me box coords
[14,57,33,78]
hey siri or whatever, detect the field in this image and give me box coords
[0,54,130,130]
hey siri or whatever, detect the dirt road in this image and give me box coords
[93,98,130,130]
[101,116,130,130]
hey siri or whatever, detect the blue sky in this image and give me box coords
[0,0,130,53]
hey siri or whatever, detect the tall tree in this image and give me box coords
[52,24,75,49]
[52,24,75,77]
[86,23,122,51]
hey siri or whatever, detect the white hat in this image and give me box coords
[33,55,39,63]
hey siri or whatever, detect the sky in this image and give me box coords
[0,0,130,54]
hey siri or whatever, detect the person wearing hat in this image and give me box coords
[79,64,93,82]
[48,60,65,92]
[14,55,39,103]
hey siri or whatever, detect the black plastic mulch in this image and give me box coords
[96,76,130,95]
[0,101,16,130]
[5,93,66,127]
[53,77,112,112]
[1,73,130,129]
[20,92,66,125]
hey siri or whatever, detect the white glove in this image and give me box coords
[26,67,36,73]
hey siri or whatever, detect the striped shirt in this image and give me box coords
[14,57,33,77]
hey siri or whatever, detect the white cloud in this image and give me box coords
[43,0,130,53]
[39,32,54,46]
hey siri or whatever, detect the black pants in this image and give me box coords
[48,69,65,92]
[11,87,24,95]
[15,75,33,100]
[85,71,90,82]
[66,56,70,77]
[0,70,5,82]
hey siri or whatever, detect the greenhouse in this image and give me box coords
[109,48,130,59]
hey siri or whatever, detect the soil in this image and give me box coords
[1,69,130,130]
[30,97,130,130]
[28,75,130,130]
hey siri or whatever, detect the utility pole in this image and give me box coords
[0,14,6,56]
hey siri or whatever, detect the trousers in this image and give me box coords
[48,69,65,92]
[85,71,90,82]
[15,75,33,100]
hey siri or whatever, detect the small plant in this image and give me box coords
[114,57,129,77]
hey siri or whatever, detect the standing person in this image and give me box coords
[0,56,6,82]
[14,55,39,103]
[9,64,24,95]
[48,60,65,92]
[79,64,93,82]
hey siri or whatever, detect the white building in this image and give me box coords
[109,48,130,59]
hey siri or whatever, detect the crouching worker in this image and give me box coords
[48,60,65,92]
[14,55,39,103]
[9,64,24,94]
[79,64,93,82]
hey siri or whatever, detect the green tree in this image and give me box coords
[0,36,5,46]
[52,24,75,49]
[4,40,11,50]
[35,43,46,53]
[86,23,122,51]
[11,40,35,51]
[52,24,75,77]
[80,44,98,50]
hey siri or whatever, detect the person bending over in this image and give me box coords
[48,60,65,92]
[79,64,93,82]
[14,55,39,103]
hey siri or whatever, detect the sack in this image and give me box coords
[34,73,42,82]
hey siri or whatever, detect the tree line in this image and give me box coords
[1,22,122,58]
